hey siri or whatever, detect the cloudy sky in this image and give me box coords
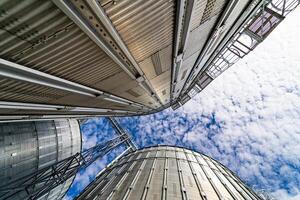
[65,8,300,200]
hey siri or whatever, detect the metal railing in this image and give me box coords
[173,0,299,109]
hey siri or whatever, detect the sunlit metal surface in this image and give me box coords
[0,119,81,200]
[0,133,128,200]
[173,0,299,109]
[0,0,298,117]
[78,146,263,200]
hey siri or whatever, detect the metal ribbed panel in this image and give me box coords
[0,0,155,108]
[14,25,122,88]
[0,78,71,104]
[200,0,227,25]
[0,77,145,112]
[0,119,82,200]
[191,0,208,30]
[101,0,175,62]
[79,146,262,200]
[0,0,122,89]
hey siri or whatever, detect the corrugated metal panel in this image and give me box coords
[101,0,175,62]
[78,146,262,200]
[0,0,156,109]
[0,78,115,110]
[0,78,71,104]
[0,0,122,89]
[191,0,208,30]
[0,119,81,200]
[200,0,227,25]
[0,77,147,113]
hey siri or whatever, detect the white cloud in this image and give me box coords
[272,189,300,200]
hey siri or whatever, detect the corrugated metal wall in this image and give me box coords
[1,0,295,116]
[100,0,175,105]
[0,0,122,89]
[0,119,81,200]
[0,0,157,112]
[78,146,262,200]
[101,0,175,63]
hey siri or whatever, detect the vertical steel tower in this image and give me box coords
[78,146,263,200]
[0,117,136,200]
[0,119,81,200]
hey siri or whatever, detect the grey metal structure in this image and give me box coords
[0,0,298,120]
[0,133,129,200]
[0,119,81,200]
[171,0,300,109]
[78,146,263,200]
[107,117,138,151]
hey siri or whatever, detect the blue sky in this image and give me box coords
[64,8,300,200]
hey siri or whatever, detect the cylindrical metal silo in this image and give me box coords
[0,119,82,200]
[79,146,262,200]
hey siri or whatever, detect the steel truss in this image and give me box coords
[172,0,299,110]
[0,134,130,200]
[107,117,138,151]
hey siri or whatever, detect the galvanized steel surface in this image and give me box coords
[99,0,175,106]
[101,0,175,63]
[0,0,121,88]
[78,146,262,200]
[0,0,296,118]
[0,0,243,116]
[0,0,157,113]
[0,119,81,200]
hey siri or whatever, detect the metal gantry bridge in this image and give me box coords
[0,117,137,200]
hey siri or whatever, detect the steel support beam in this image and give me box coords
[182,0,261,94]
[85,0,149,78]
[52,0,135,79]
[0,115,134,123]
[0,101,139,113]
[107,117,138,151]
[0,58,99,97]
[52,0,163,106]
[171,0,195,100]
[0,58,147,110]
[0,101,142,121]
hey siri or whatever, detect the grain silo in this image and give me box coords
[78,146,262,200]
[0,119,82,200]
